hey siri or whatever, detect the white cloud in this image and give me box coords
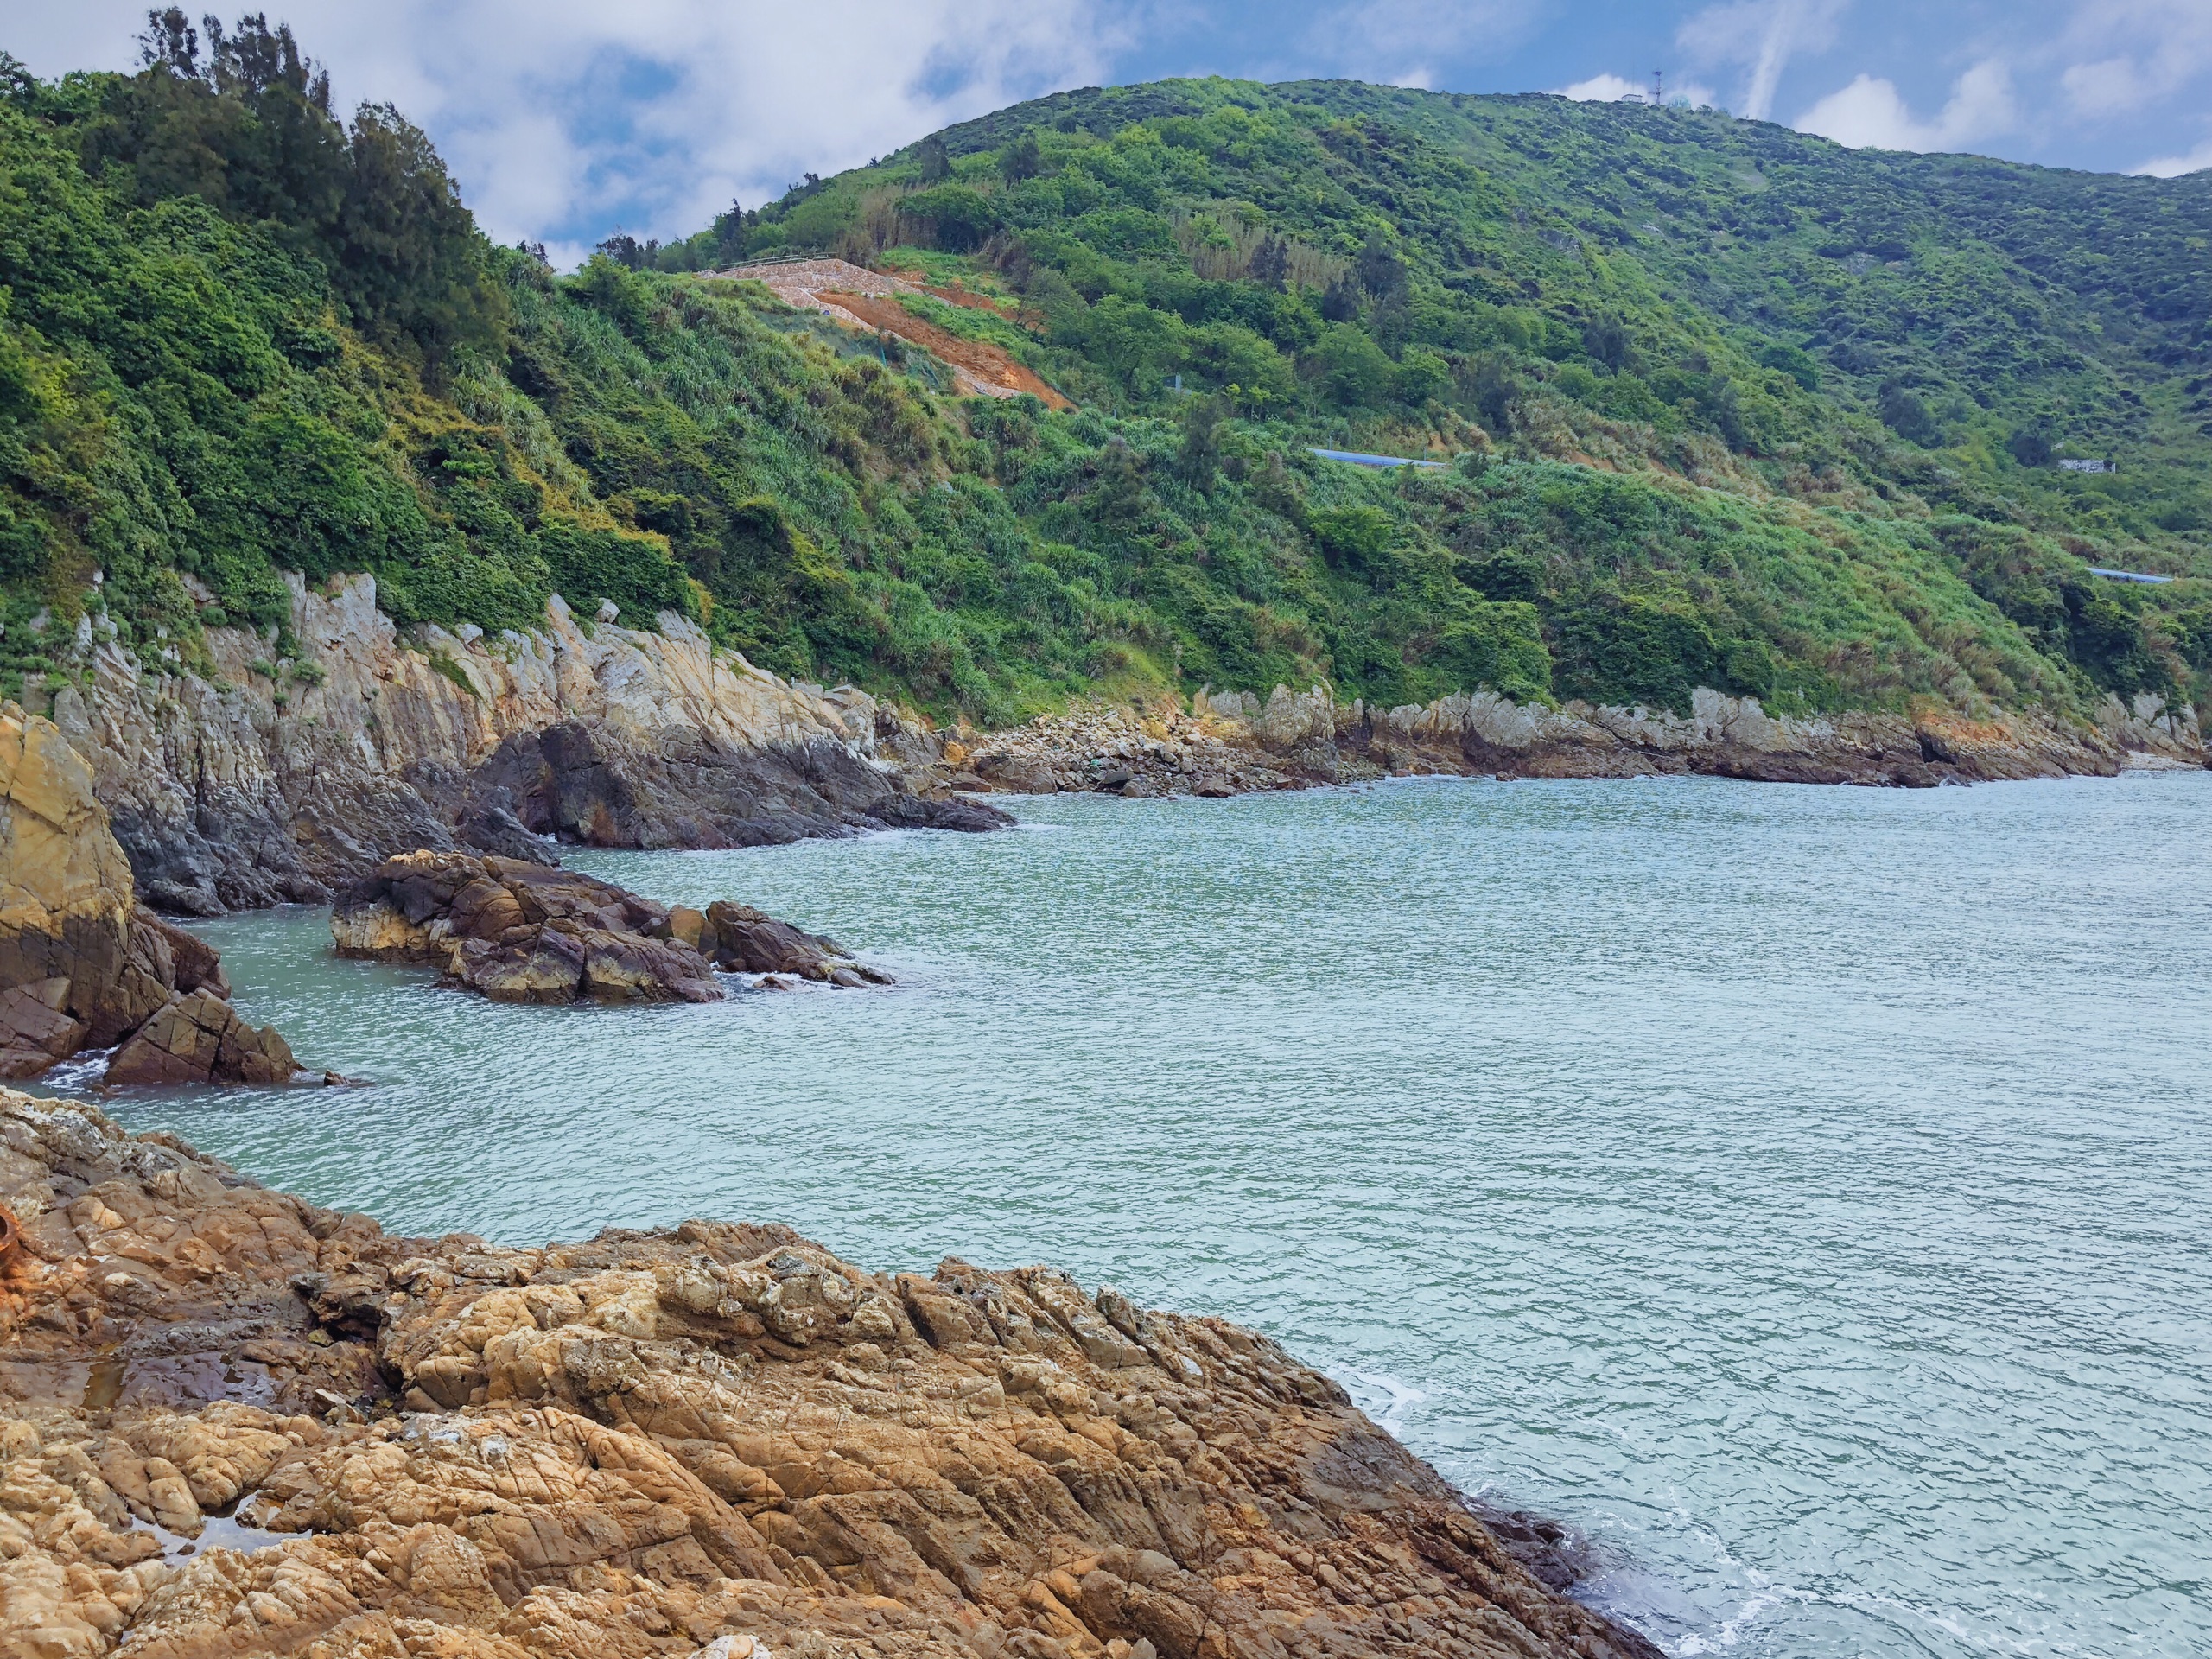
[2134,137,2212,176]
[2057,1,2212,118]
[1677,0,1847,120]
[8,0,1120,258]
[1795,60,2016,152]
[1560,73,1644,101]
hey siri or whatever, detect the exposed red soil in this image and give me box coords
[825,289,1072,409]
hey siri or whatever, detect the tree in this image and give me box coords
[1001,131,1041,184]
[1878,379,1940,445]
[1248,234,1287,290]
[1583,315,1630,373]
[918,134,950,182]
[1355,232,1406,301]
[1319,276,1361,322]
[340,103,508,377]
[1177,394,1227,491]
[1464,352,1516,436]
[86,15,503,378]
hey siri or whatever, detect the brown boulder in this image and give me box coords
[105,989,299,1085]
[704,899,892,984]
[0,981,88,1075]
[334,851,888,1002]
[580,928,721,1002]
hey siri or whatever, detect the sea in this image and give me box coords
[106,770,2212,1658]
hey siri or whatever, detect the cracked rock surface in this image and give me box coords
[0,1090,1659,1659]
[331,853,891,1002]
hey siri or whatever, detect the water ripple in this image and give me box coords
[134,772,2212,1658]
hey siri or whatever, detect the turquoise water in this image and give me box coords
[113,772,2212,1657]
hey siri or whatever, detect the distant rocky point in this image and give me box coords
[332,851,892,1001]
[931,683,2206,800]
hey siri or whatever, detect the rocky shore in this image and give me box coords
[0,707,305,1088]
[931,683,2207,799]
[19,567,2203,933]
[0,1090,1662,1659]
[333,853,892,1001]
[29,574,1001,919]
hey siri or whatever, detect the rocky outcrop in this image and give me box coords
[0,1089,1662,1659]
[332,851,891,1002]
[942,683,2207,798]
[35,575,1003,918]
[0,705,303,1085]
[1325,684,2207,787]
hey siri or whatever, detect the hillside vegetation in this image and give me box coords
[2,21,2208,726]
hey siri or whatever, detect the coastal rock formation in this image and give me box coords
[0,705,302,1085]
[333,851,891,1001]
[35,574,1003,918]
[0,1089,1662,1659]
[938,683,2207,798]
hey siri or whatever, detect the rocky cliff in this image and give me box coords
[32,576,1001,918]
[0,1090,1662,1659]
[0,706,302,1086]
[948,682,2207,798]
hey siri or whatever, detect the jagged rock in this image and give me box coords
[0,702,303,1085]
[333,852,887,1003]
[0,1089,1663,1659]
[105,990,299,1085]
[44,575,1005,916]
[702,900,890,985]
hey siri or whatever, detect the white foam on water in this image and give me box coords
[1346,1370,1429,1433]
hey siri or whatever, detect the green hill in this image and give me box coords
[2,29,2207,727]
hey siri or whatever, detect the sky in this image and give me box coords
[9,0,2212,267]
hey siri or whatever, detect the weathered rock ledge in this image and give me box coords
[0,706,306,1088]
[940,683,2206,798]
[30,574,1003,919]
[0,1090,1660,1659]
[334,853,892,1001]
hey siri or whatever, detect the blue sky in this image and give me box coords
[13,0,2212,266]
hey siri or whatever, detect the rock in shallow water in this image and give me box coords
[0,1089,1663,1659]
[332,851,891,1003]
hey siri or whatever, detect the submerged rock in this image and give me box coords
[0,1088,1662,1659]
[0,703,306,1085]
[331,850,890,1003]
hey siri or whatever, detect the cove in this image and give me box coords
[124,771,2212,1659]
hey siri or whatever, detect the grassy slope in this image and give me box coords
[3,64,2208,727]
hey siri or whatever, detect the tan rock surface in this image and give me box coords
[0,1090,1659,1659]
[0,706,302,1086]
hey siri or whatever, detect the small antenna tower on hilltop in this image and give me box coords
[1650,70,1665,107]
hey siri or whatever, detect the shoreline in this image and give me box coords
[0,1088,1666,1659]
[923,685,2207,804]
